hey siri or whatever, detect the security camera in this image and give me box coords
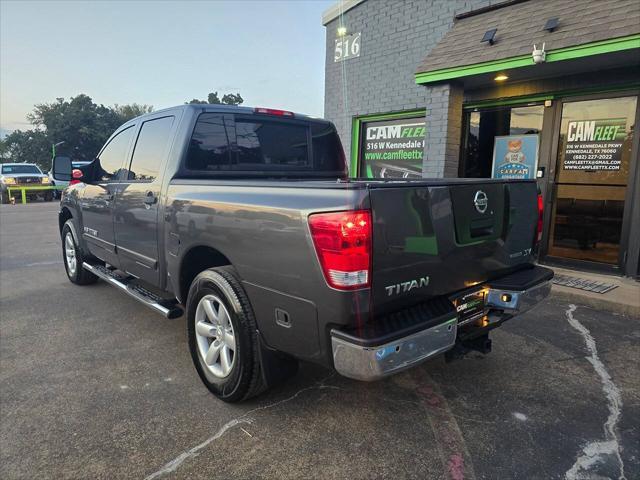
[532,43,546,64]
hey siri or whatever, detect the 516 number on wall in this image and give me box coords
[334,33,361,62]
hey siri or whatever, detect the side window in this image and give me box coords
[97,126,135,182]
[235,117,309,168]
[127,116,175,181]
[186,114,231,171]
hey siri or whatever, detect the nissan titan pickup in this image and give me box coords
[51,104,553,402]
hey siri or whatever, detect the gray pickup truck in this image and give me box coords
[51,104,552,402]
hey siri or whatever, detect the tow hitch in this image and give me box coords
[445,334,492,362]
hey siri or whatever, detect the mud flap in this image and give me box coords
[257,331,299,388]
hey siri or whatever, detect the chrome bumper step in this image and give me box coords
[331,271,553,382]
[82,262,183,319]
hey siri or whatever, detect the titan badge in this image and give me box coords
[385,276,430,297]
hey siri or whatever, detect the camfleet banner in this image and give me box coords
[361,116,425,179]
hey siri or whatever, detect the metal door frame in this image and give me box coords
[539,89,640,276]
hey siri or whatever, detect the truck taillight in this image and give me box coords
[69,168,83,186]
[535,194,544,244]
[308,210,372,290]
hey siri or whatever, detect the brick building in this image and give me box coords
[322,0,640,277]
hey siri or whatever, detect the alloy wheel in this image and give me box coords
[194,294,236,378]
[64,232,77,276]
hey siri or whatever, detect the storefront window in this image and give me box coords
[548,96,637,265]
[359,115,425,178]
[462,104,544,178]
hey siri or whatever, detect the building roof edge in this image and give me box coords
[322,0,366,26]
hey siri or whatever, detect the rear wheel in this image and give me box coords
[187,267,265,402]
[62,220,98,285]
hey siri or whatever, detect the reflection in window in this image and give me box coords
[549,96,637,265]
[97,126,135,181]
[462,105,544,178]
[311,122,346,173]
[185,114,345,174]
[128,116,174,181]
[186,114,232,171]
[235,118,308,168]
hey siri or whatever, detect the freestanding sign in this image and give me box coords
[562,118,626,171]
[491,134,539,180]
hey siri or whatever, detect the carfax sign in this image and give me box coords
[491,134,539,180]
[361,117,425,179]
[563,118,626,171]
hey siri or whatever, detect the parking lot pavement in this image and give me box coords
[1,202,638,480]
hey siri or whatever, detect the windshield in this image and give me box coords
[1,164,42,174]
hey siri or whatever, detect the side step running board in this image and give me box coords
[82,262,183,319]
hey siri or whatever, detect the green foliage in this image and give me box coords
[1,130,50,169]
[220,93,243,105]
[113,103,154,122]
[187,91,244,106]
[1,94,154,171]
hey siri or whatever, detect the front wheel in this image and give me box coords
[187,267,265,402]
[62,220,98,285]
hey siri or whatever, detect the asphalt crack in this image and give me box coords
[564,304,626,480]
[144,375,339,480]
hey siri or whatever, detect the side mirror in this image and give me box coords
[52,155,72,181]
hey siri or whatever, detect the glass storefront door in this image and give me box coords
[548,96,638,266]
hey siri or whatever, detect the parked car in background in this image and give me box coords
[1,163,53,203]
[49,161,92,198]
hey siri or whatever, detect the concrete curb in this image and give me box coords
[551,285,640,318]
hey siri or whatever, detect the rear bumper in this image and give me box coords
[485,279,552,315]
[331,317,457,381]
[331,266,553,381]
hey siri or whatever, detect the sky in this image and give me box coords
[0,0,334,134]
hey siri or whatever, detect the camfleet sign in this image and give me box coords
[360,116,426,179]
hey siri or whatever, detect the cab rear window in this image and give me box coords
[185,113,345,176]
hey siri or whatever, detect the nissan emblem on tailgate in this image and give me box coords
[474,190,488,214]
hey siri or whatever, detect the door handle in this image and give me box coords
[143,191,158,206]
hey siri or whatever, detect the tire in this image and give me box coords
[62,220,98,285]
[187,266,265,403]
[45,191,54,202]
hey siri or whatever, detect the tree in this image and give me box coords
[186,91,244,106]
[1,130,50,170]
[0,139,10,162]
[27,94,123,163]
[113,103,154,122]
[220,93,243,105]
[2,94,155,170]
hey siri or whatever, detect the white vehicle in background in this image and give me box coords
[48,160,91,198]
[1,163,53,203]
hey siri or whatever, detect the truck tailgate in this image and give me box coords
[368,179,539,314]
